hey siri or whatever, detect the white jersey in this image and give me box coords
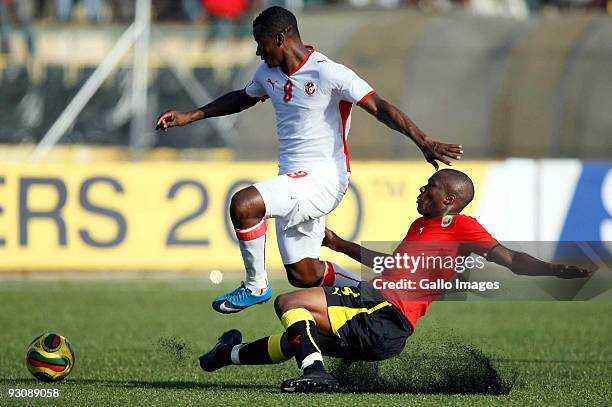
[244,47,375,176]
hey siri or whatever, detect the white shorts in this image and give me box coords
[253,167,349,264]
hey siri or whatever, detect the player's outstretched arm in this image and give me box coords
[156,90,259,130]
[486,244,592,279]
[358,94,463,170]
[323,228,388,270]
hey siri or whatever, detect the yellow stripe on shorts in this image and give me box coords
[327,301,392,338]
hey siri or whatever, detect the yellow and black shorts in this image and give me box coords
[323,282,412,362]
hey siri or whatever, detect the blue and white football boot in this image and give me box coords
[212,282,272,314]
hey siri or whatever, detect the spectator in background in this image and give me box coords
[202,0,251,39]
[0,0,35,57]
[55,0,104,23]
[182,0,204,23]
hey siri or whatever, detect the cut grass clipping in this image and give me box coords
[156,336,192,366]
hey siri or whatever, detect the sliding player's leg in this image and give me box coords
[202,284,412,392]
[272,288,340,392]
[198,329,290,372]
[201,288,342,392]
[199,328,344,371]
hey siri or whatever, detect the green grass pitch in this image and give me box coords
[0,278,610,406]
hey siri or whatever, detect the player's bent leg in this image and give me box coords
[202,289,340,392]
[284,258,363,288]
[212,186,271,313]
[229,186,266,229]
[274,290,348,357]
[273,288,331,332]
[273,289,339,393]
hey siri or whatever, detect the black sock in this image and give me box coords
[233,334,291,365]
[281,308,324,370]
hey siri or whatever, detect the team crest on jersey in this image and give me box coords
[304,81,317,96]
[441,214,455,228]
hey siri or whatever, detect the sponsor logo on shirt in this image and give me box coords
[267,78,277,91]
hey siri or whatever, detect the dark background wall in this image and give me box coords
[238,10,612,160]
[0,10,610,159]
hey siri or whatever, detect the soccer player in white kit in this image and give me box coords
[156,6,463,314]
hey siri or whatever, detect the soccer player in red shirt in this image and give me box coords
[198,169,590,393]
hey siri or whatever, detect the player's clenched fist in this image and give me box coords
[155,110,196,130]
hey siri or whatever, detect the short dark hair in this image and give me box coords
[253,6,300,38]
[436,169,475,211]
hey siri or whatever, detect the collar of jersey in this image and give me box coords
[424,213,460,222]
[286,45,315,77]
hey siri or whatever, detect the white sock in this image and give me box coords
[230,345,242,365]
[321,261,362,287]
[301,352,324,369]
[235,219,268,294]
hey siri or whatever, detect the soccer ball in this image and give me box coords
[26,333,76,382]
